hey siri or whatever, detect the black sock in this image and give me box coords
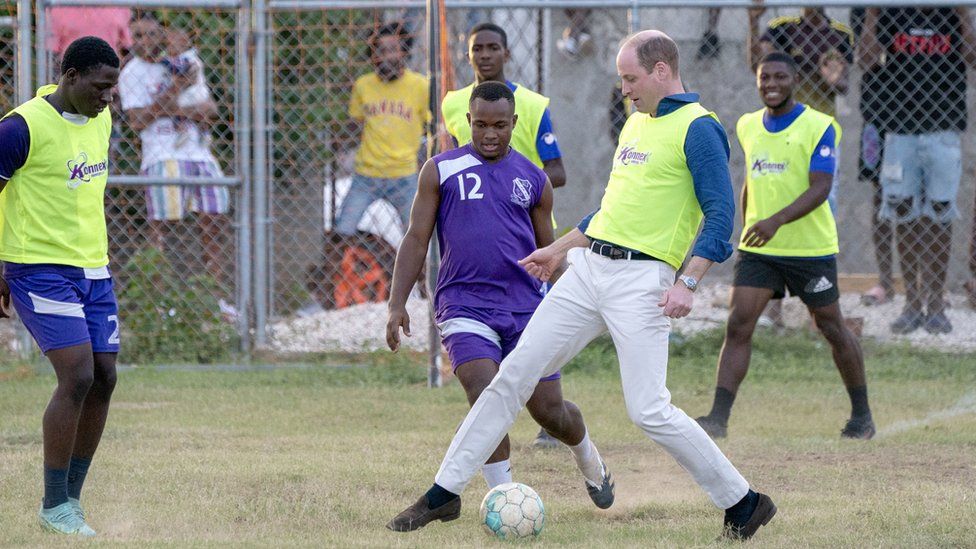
[43,467,69,509]
[425,483,459,509]
[847,386,871,418]
[66,456,93,500]
[724,489,758,525]
[708,387,736,424]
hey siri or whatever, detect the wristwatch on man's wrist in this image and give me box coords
[677,275,699,292]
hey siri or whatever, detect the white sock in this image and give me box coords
[482,459,513,488]
[569,431,604,486]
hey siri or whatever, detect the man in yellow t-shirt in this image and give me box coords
[0,37,120,537]
[695,52,874,441]
[337,22,429,236]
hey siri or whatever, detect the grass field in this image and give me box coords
[1,330,975,547]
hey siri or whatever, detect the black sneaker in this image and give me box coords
[695,415,727,439]
[721,492,777,540]
[841,415,876,440]
[585,460,615,509]
[386,494,461,532]
[531,428,561,449]
[923,311,953,334]
[696,31,721,60]
[890,309,925,334]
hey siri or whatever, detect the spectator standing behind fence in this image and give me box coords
[313,22,428,309]
[850,8,894,307]
[859,7,976,335]
[748,4,852,117]
[47,7,132,71]
[119,19,233,302]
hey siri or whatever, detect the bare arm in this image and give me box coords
[742,171,832,248]
[957,7,976,70]
[385,159,440,351]
[857,8,882,70]
[747,2,772,70]
[542,157,566,189]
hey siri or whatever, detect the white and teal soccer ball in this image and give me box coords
[479,482,545,539]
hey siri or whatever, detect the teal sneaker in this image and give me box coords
[68,497,85,520]
[38,501,96,537]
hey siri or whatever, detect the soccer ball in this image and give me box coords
[479,482,545,539]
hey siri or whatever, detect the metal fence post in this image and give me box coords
[252,0,269,348]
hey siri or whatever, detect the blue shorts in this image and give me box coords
[437,304,560,382]
[4,263,121,354]
[879,131,962,223]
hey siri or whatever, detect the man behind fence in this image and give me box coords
[119,17,233,296]
[0,36,120,537]
[441,21,568,449]
[859,7,976,335]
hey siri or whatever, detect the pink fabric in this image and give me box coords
[46,7,133,56]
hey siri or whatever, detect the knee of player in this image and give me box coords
[626,400,670,429]
[814,315,845,343]
[724,315,756,343]
[65,371,95,404]
[93,366,118,396]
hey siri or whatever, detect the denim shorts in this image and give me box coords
[879,132,962,223]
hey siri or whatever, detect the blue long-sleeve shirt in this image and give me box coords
[578,93,735,264]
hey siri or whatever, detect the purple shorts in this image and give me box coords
[4,263,121,354]
[437,304,560,382]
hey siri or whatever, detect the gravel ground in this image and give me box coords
[8,288,973,356]
[269,286,976,355]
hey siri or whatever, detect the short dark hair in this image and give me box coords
[758,51,798,74]
[630,33,679,76]
[370,21,413,55]
[468,22,508,49]
[469,81,515,107]
[61,36,120,76]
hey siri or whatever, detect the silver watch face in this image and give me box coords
[680,276,698,291]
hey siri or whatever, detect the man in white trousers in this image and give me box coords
[387,30,777,540]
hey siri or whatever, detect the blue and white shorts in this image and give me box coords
[4,263,120,354]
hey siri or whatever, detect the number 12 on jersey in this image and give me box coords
[457,173,484,201]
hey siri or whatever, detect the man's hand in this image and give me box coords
[743,216,783,248]
[0,277,11,319]
[386,307,411,352]
[519,245,565,282]
[658,283,693,319]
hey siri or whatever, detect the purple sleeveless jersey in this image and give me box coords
[433,144,549,320]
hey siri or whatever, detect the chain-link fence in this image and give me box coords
[2,1,976,364]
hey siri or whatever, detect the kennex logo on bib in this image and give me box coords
[511,177,532,208]
[750,157,788,176]
[615,142,650,167]
[66,152,108,189]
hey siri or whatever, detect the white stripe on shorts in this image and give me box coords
[29,292,86,318]
[437,317,502,348]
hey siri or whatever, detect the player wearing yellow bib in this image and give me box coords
[696,52,874,441]
[388,31,775,541]
[0,37,120,537]
[442,22,568,449]
[441,22,566,190]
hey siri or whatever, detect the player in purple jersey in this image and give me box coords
[385,82,614,532]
